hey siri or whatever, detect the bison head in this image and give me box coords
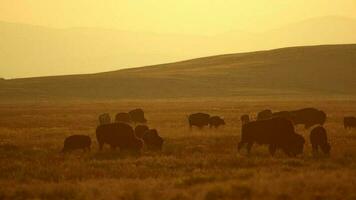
[284,133,305,156]
[321,143,331,155]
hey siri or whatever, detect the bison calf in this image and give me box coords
[62,135,91,153]
[310,126,331,155]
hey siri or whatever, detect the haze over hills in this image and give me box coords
[1,44,356,101]
[1,16,356,78]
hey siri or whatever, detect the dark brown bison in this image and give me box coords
[257,109,273,121]
[142,129,164,151]
[290,108,326,129]
[240,114,250,125]
[238,117,305,157]
[272,111,293,121]
[344,116,356,129]
[134,125,149,138]
[96,123,143,154]
[209,116,225,128]
[129,108,147,123]
[115,112,132,123]
[188,113,210,129]
[98,113,111,125]
[310,126,331,155]
[272,108,326,129]
[62,135,91,153]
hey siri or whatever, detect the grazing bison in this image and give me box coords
[96,123,143,154]
[257,109,273,121]
[143,129,164,151]
[238,117,305,157]
[62,135,91,153]
[310,126,331,155]
[272,111,293,121]
[129,108,147,123]
[290,108,326,129]
[272,108,326,129]
[344,116,356,129]
[98,113,111,125]
[115,112,132,123]
[188,113,210,129]
[240,114,250,125]
[134,125,149,138]
[209,116,225,128]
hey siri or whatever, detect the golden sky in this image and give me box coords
[1,0,356,35]
[1,0,356,78]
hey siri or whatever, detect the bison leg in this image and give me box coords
[246,142,253,155]
[312,144,319,155]
[237,141,245,152]
[98,142,104,151]
[269,145,277,156]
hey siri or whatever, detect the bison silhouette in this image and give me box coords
[115,112,132,123]
[98,113,111,125]
[240,114,250,125]
[129,108,147,123]
[134,124,149,138]
[62,135,91,153]
[310,126,331,155]
[257,109,273,121]
[96,123,143,154]
[238,117,305,157]
[209,116,225,128]
[143,129,164,151]
[272,108,326,129]
[188,113,210,129]
[344,116,356,129]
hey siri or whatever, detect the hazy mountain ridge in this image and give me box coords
[1,44,356,100]
[1,16,356,78]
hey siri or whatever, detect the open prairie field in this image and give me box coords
[1,98,356,200]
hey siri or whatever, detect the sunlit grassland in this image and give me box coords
[1,99,356,199]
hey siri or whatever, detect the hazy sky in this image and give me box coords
[1,0,356,35]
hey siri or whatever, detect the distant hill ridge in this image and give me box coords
[1,16,356,78]
[1,44,356,100]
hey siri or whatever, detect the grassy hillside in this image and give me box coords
[2,16,356,78]
[1,44,356,101]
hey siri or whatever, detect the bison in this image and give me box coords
[257,109,273,121]
[98,113,111,125]
[209,116,225,128]
[134,125,149,138]
[142,129,164,151]
[272,108,326,129]
[62,135,91,153]
[96,123,143,154]
[344,116,356,129]
[290,108,326,129]
[240,114,250,125]
[238,117,305,157]
[129,108,147,124]
[310,126,331,155]
[188,113,210,129]
[115,112,132,123]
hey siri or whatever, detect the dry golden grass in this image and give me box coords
[1,99,356,200]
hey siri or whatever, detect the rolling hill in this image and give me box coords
[1,16,356,78]
[1,44,356,101]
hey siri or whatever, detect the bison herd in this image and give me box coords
[62,107,356,158]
